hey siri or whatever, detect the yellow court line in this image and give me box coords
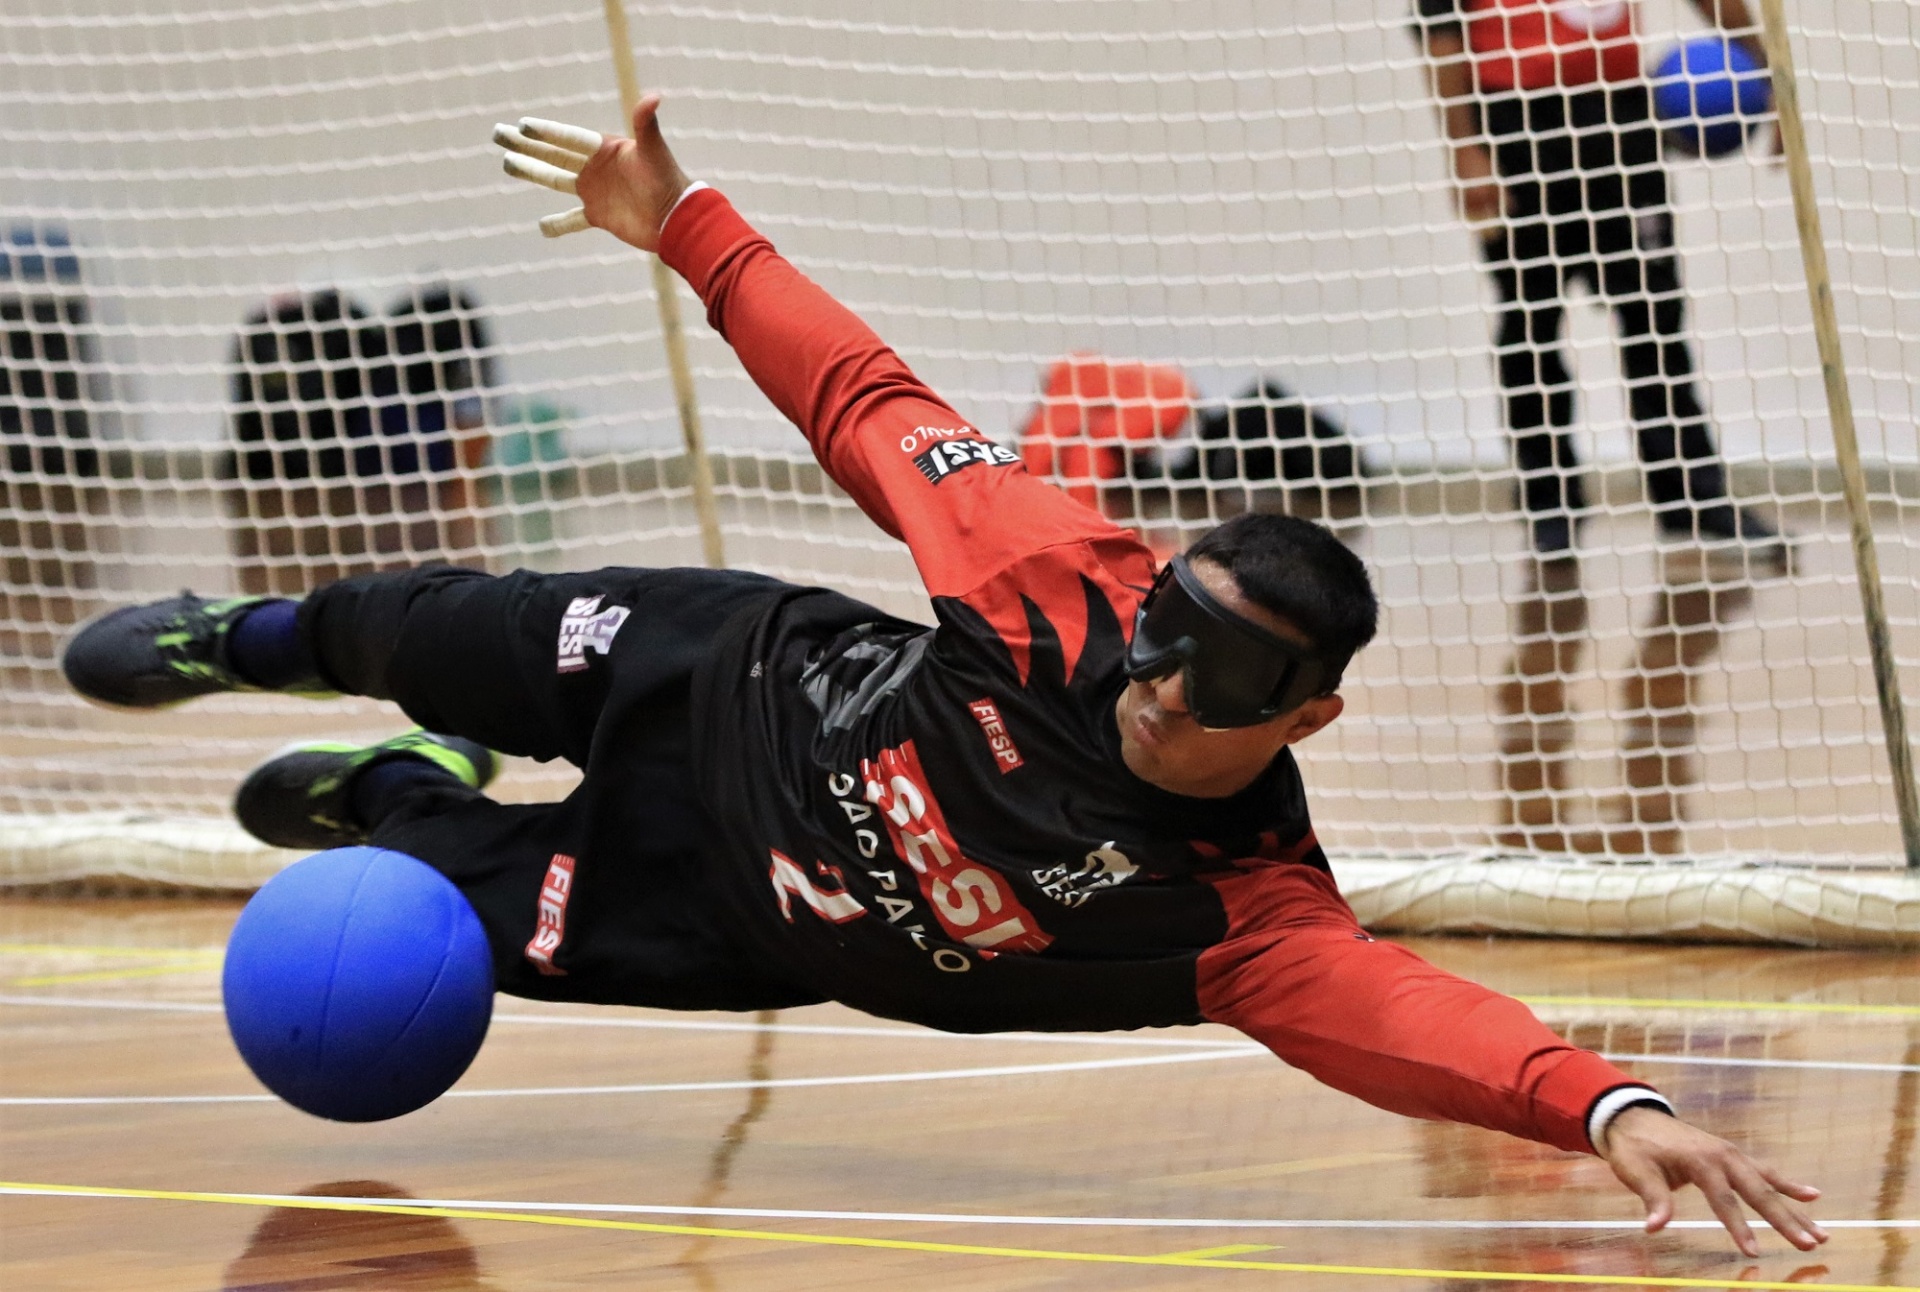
[1521,995,1920,1019]
[1167,1244,1281,1260]
[10,964,222,988]
[3,1182,1911,1291]
[0,945,223,960]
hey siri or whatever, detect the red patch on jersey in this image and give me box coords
[967,698,1025,772]
[862,739,1053,953]
[963,543,1152,687]
[524,853,576,976]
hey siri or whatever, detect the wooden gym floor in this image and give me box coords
[0,897,1915,1290]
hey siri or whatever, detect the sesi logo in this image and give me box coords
[967,698,1024,773]
[912,438,1019,485]
[523,852,577,976]
[557,595,631,674]
[862,739,1052,954]
[1031,841,1139,908]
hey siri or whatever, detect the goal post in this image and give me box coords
[4,0,1919,945]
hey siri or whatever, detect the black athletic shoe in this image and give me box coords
[61,592,333,709]
[234,729,499,851]
[1657,504,1794,580]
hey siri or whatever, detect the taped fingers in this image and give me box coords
[539,208,591,239]
[502,152,579,196]
[493,116,603,238]
[519,117,604,156]
[492,123,587,173]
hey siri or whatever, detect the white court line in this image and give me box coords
[0,994,1248,1049]
[487,1012,1252,1049]
[4,992,1918,1079]
[0,1184,1912,1231]
[7,1043,1917,1107]
[1610,1052,1920,1076]
[0,1047,1258,1107]
[0,994,220,1014]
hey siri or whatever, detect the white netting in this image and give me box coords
[4,0,1919,926]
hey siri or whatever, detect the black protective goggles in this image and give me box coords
[1124,555,1348,729]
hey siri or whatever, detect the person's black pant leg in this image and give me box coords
[293,563,820,1013]
[1592,88,1732,517]
[1487,220,1589,548]
[295,564,790,766]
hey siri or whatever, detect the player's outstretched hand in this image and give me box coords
[1598,1107,1827,1256]
[493,94,690,249]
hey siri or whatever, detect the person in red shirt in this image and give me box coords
[1414,0,1790,853]
[64,98,1823,1257]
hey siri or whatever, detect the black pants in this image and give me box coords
[291,563,824,1011]
[1482,86,1731,553]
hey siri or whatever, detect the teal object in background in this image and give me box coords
[488,399,575,557]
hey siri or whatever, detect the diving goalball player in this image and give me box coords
[64,97,1823,1256]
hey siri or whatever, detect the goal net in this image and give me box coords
[4,0,1917,943]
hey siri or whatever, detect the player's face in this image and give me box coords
[1113,557,1344,799]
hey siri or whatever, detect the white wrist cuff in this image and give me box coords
[1588,1086,1675,1152]
[660,181,711,236]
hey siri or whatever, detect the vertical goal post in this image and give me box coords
[1755,0,1920,870]
[601,0,725,572]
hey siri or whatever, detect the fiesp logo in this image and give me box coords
[967,698,1024,773]
[523,853,576,976]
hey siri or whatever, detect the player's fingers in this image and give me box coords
[538,207,591,238]
[631,91,662,142]
[493,123,587,174]
[1756,1161,1822,1204]
[1733,1163,1828,1250]
[519,117,604,157]
[503,153,580,197]
[1610,1153,1674,1234]
[1699,1175,1761,1258]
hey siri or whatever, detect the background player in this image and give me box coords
[228,284,495,595]
[1,223,109,693]
[1413,0,1790,853]
[63,96,1824,1256]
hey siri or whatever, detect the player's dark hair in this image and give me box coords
[1184,512,1378,663]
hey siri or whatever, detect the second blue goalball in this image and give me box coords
[222,845,495,1122]
[1652,38,1771,159]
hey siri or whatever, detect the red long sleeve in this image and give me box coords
[659,189,1156,680]
[1198,862,1649,1154]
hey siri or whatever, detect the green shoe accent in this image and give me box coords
[63,592,338,709]
[234,729,499,851]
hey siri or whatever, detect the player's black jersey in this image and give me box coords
[643,185,1327,1034]
[689,579,1320,1034]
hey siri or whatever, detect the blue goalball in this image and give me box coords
[1652,37,1771,159]
[222,845,495,1122]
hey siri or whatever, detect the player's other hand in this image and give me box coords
[1599,1107,1827,1256]
[576,94,692,253]
[495,95,690,248]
